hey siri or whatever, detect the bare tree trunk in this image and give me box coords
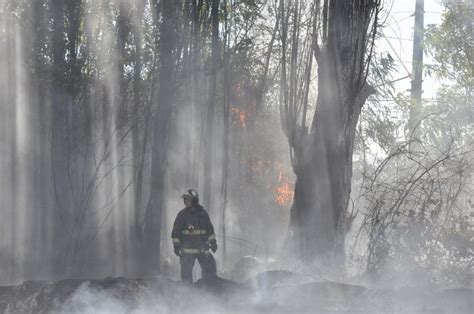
[5,11,18,283]
[220,0,230,269]
[132,0,146,275]
[31,0,51,279]
[191,0,204,187]
[203,0,220,210]
[182,0,193,187]
[144,0,177,276]
[50,0,74,276]
[285,0,379,264]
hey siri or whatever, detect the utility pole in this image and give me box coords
[409,0,424,140]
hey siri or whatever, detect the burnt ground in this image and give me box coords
[0,271,472,313]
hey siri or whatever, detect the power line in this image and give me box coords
[383,14,412,57]
[373,98,442,103]
[374,75,411,88]
[390,10,442,14]
[381,31,412,78]
[384,36,413,42]
[384,14,414,27]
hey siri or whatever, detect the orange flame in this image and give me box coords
[275,162,294,206]
[231,107,247,128]
[275,181,294,206]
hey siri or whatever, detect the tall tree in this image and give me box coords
[144,0,178,275]
[203,0,220,210]
[190,0,204,187]
[131,0,147,274]
[220,0,231,268]
[50,0,75,274]
[280,0,380,263]
[423,0,473,147]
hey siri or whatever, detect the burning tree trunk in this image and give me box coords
[281,0,379,263]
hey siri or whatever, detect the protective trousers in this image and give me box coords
[180,251,217,283]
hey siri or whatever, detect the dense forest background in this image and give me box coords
[0,0,472,288]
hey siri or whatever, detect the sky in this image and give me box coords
[378,0,445,99]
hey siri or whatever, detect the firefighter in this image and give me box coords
[171,189,218,283]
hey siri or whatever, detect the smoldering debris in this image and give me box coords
[0,273,472,313]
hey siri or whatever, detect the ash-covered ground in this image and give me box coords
[0,271,472,313]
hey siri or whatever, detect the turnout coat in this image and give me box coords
[171,205,216,254]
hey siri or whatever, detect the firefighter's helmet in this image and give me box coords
[182,189,199,204]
